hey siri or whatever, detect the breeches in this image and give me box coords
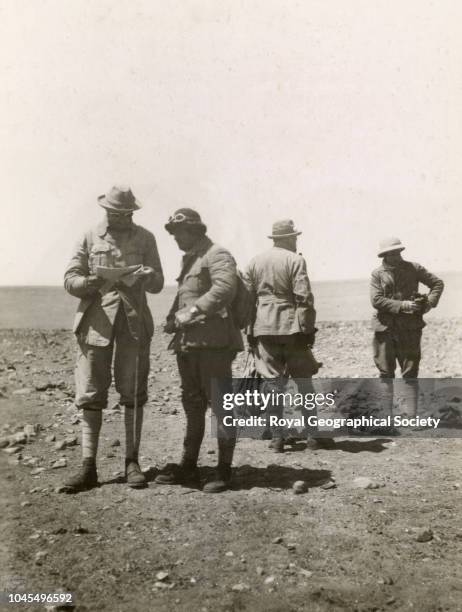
[373,329,422,378]
[75,308,150,409]
[253,335,317,436]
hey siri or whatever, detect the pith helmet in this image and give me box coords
[378,237,405,257]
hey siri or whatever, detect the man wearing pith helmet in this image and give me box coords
[244,219,331,453]
[155,208,243,493]
[62,185,164,492]
[370,237,444,415]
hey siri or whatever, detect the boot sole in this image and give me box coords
[61,482,98,494]
[127,480,148,489]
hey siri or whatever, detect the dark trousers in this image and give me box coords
[177,349,236,466]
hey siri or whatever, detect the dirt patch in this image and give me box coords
[1,321,461,611]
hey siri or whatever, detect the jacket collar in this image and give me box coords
[178,235,212,281]
[381,259,406,272]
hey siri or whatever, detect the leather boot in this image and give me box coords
[154,461,200,486]
[203,463,232,493]
[268,437,285,453]
[61,458,98,493]
[125,456,147,489]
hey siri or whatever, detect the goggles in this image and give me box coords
[167,213,189,224]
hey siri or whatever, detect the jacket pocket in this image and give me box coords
[89,243,114,270]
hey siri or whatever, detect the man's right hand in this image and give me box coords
[85,275,105,293]
[400,300,420,314]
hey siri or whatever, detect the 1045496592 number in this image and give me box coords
[7,593,73,604]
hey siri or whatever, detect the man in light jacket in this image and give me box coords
[371,236,444,417]
[62,185,164,492]
[245,219,331,453]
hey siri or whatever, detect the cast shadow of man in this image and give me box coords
[200,464,332,491]
[332,438,393,454]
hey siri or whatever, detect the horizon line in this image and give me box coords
[1,268,461,290]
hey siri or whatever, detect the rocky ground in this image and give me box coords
[0,320,461,612]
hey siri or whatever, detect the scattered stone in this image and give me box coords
[352,477,381,490]
[51,527,68,535]
[54,486,68,494]
[70,415,80,425]
[45,434,56,443]
[0,437,9,448]
[156,571,169,582]
[256,566,265,576]
[4,446,22,454]
[206,449,215,455]
[232,583,250,592]
[264,576,275,585]
[170,408,178,415]
[35,382,54,391]
[54,440,67,451]
[272,536,283,544]
[416,528,433,543]
[111,439,121,447]
[34,550,48,565]
[31,467,46,475]
[24,424,38,438]
[13,388,33,395]
[73,526,89,534]
[286,543,297,551]
[225,551,234,557]
[123,522,132,528]
[11,431,27,445]
[24,351,35,357]
[64,436,78,447]
[20,500,31,507]
[51,458,67,469]
[299,568,313,578]
[292,480,308,494]
[321,480,337,490]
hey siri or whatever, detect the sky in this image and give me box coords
[1,0,461,286]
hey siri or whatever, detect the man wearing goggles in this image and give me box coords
[155,208,243,493]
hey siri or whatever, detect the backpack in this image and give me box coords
[231,270,254,329]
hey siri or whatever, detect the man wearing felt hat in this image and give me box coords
[62,185,164,492]
[155,208,243,493]
[370,237,444,417]
[244,219,331,453]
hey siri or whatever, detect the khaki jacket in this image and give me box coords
[244,246,316,337]
[64,221,164,346]
[370,260,444,332]
[167,236,243,352]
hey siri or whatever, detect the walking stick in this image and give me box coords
[133,281,145,455]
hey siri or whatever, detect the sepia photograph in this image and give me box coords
[1,2,461,611]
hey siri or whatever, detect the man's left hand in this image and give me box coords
[132,266,155,281]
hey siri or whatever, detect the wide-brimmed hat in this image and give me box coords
[268,219,302,239]
[165,208,207,234]
[97,185,141,212]
[378,237,405,257]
